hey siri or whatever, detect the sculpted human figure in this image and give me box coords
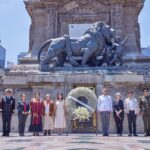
[109,36,128,66]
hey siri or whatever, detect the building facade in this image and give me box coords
[0,45,6,69]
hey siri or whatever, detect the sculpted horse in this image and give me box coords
[38,21,116,67]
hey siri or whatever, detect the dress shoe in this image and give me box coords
[5,133,9,136]
[43,130,47,136]
[144,133,148,137]
[33,133,36,136]
[103,134,109,136]
[48,130,51,136]
[2,134,6,137]
[36,133,39,136]
[19,134,24,136]
[133,134,138,136]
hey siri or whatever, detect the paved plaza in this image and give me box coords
[0,133,149,150]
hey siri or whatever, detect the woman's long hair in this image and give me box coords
[57,93,63,101]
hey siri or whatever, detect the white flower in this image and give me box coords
[73,107,91,122]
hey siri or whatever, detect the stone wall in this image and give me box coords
[0,68,149,133]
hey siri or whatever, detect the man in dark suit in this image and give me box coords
[0,89,15,136]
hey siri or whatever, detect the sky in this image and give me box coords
[0,0,150,64]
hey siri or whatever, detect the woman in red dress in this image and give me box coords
[29,92,43,136]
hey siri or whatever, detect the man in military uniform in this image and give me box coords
[139,88,150,136]
[0,89,15,136]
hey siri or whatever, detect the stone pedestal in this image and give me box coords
[1,65,150,133]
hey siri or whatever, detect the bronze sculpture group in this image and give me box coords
[38,21,127,68]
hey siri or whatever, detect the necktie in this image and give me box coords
[6,96,10,103]
[24,103,26,112]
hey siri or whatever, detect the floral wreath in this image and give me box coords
[66,87,97,115]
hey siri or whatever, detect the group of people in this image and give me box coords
[0,87,150,137]
[97,88,150,137]
[0,89,66,136]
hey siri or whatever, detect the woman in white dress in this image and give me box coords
[42,94,55,136]
[54,93,66,135]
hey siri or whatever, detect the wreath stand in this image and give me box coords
[66,87,98,136]
[66,110,98,136]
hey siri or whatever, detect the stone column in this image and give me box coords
[95,75,104,132]
[46,4,58,39]
[95,83,103,97]
[30,7,47,57]
[110,0,124,37]
[110,0,143,55]
[123,6,141,54]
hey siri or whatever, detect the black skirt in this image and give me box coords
[28,116,43,132]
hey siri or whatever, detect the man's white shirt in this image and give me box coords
[97,95,113,112]
[124,97,139,114]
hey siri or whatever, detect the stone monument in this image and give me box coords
[1,0,149,134]
[19,0,145,64]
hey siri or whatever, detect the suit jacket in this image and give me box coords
[0,100,2,109]
[17,100,30,115]
[113,99,124,118]
[43,100,55,116]
[139,95,150,114]
[1,96,15,114]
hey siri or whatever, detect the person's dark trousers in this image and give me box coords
[127,111,137,135]
[114,114,123,135]
[18,114,27,136]
[2,111,12,136]
[100,112,110,135]
[142,114,150,135]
